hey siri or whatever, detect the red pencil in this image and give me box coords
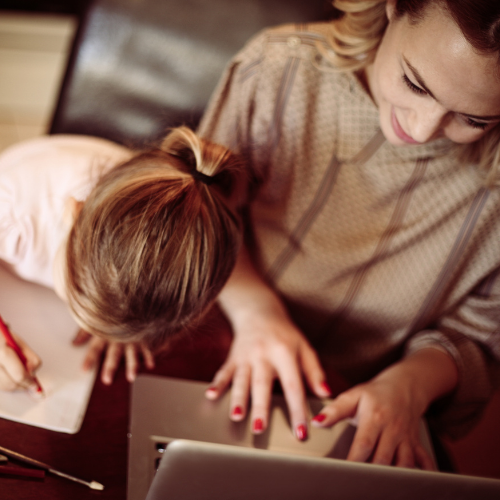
[0,315,44,396]
[0,465,46,479]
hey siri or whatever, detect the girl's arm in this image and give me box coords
[312,347,459,469]
[206,247,331,439]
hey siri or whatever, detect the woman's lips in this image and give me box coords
[391,108,421,144]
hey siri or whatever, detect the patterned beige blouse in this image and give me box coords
[199,22,500,437]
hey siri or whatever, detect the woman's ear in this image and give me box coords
[386,0,397,22]
[63,197,84,227]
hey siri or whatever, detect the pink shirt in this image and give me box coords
[0,135,132,288]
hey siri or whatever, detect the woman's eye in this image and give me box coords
[402,74,427,96]
[463,117,489,130]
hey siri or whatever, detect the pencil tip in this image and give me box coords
[28,387,44,399]
[90,481,104,490]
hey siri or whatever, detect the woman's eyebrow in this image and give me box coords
[403,57,500,121]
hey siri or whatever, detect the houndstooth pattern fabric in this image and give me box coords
[198,22,500,437]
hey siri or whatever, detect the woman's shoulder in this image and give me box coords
[247,21,333,46]
[234,21,336,67]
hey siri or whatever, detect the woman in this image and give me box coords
[199,0,500,469]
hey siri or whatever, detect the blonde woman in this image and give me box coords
[0,127,241,391]
[200,0,500,469]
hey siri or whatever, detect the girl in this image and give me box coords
[199,0,500,469]
[0,127,242,391]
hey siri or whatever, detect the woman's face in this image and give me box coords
[366,0,500,146]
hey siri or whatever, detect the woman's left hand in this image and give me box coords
[311,348,459,470]
[312,370,434,469]
[72,330,155,384]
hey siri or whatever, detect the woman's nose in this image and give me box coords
[407,102,449,143]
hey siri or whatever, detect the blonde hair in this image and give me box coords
[322,0,500,184]
[65,127,242,347]
[321,0,388,72]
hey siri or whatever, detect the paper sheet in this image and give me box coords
[0,264,97,433]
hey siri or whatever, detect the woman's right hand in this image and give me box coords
[206,307,331,440]
[206,247,331,440]
[0,332,41,392]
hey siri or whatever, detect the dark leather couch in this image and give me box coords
[50,0,336,147]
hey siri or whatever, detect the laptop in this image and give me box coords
[128,375,500,500]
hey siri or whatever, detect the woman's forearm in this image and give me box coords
[217,246,289,331]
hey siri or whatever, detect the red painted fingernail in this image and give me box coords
[232,406,243,417]
[320,381,332,395]
[296,424,307,441]
[312,413,326,423]
[253,418,263,433]
[206,386,218,393]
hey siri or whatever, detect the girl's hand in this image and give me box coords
[311,348,458,470]
[0,332,41,392]
[72,330,155,384]
[205,309,331,440]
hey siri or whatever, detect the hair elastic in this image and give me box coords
[190,168,215,186]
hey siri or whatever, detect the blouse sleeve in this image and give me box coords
[406,270,500,438]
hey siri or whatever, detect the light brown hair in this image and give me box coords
[322,0,500,183]
[65,127,242,347]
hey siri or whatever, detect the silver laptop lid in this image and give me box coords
[146,439,500,500]
[128,375,434,500]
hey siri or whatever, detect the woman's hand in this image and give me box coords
[207,247,330,440]
[311,348,459,469]
[206,308,331,440]
[72,330,155,384]
[0,331,41,392]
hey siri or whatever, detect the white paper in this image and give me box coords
[0,264,97,433]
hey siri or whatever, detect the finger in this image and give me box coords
[414,443,436,471]
[299,340,331,398]
[101,343,124,385]
[371,427,400,466]
[205,362,236,400]
[82,336,107,371]
[250,361,274,435]
[274,355,309,440]
[0,365,20,391]
[395,441,415,469]
[347,417,382,463]
[140,344,155,370]
[0,345,34,388]
[72,329,92,346]
[12,335,41,374]
[228,364,251,421]
[311,389,359,427]
[125,344,139,383]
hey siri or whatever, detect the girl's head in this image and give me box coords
[327,0,500,180]
[61,127,242,348]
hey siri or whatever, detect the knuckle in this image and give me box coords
[370,407,391,426]
[252,373,271,388]
[271,342,295,359]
